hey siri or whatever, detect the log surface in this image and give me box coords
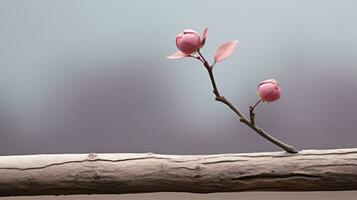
[0,148,357,196]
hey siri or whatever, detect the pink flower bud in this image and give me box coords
[176,29,201,54]
[258,79,281,102]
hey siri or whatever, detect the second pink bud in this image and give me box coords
[258,79,281,102]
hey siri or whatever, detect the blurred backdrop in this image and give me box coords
[0,0,357,155]
[1,1,357,199]
[0,0,357,159]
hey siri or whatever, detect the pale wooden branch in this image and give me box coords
[1,148,357,197]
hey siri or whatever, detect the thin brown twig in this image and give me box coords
[195,51,298,154]
[249,99,261,125]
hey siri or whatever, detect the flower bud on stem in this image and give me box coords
[169,28,297,153]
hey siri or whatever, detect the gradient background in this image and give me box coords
[1,0,357,199]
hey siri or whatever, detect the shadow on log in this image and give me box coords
[0,148,357,196]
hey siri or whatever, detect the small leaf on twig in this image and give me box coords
[214,40,239,62]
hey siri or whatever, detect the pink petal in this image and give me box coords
[200,27,208,47]
[214,40,239,62]
[167,51,189,59]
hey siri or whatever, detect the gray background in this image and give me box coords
[0,0,357,199]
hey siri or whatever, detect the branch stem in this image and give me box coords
[196,52,297,153]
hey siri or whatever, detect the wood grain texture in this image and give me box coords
[0,148,357,196]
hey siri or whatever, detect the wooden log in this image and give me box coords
[0,148,357,196]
